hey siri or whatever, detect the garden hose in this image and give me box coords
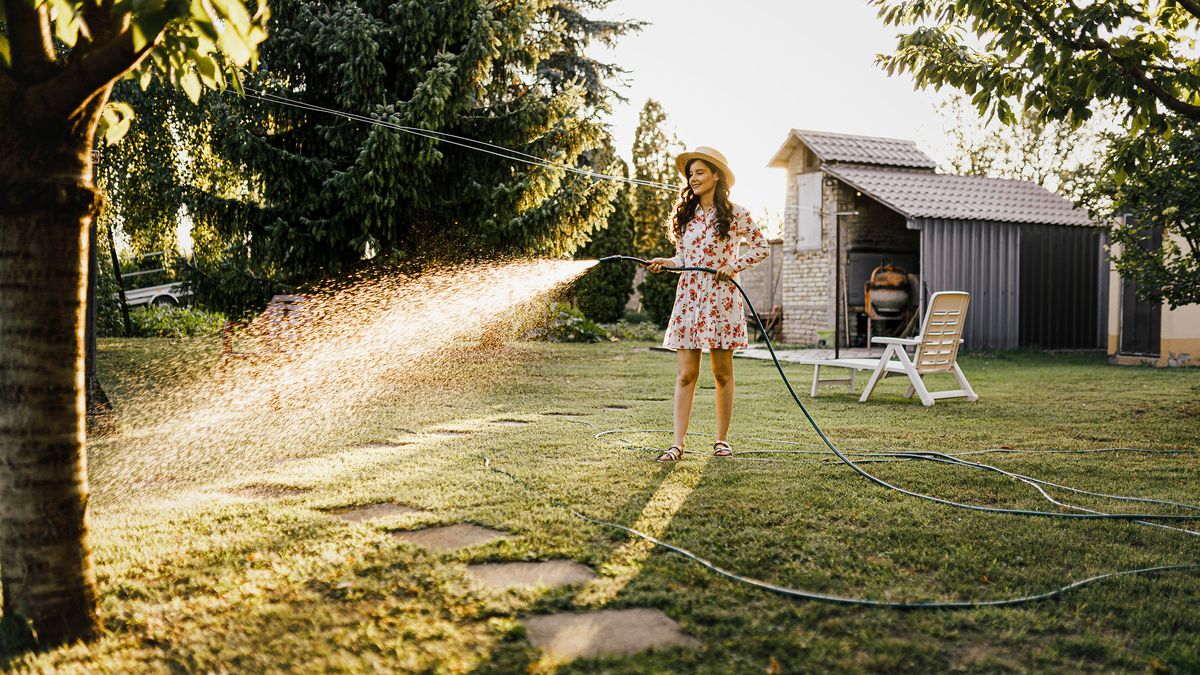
[481,255,1199,608]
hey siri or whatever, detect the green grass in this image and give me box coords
[5,338,1199,673]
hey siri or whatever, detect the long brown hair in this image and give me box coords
[671,159,734,242]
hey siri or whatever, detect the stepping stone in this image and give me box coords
[426,430,471,438]
[522,608,699,661]
[227,483,313,499]
[392,523,511,552]
[466,561,596,591]
[332,503,426,523]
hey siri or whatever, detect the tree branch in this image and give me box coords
[1174,0,1200,22]
[79,0,128,48]
[0,66,16,101]
[1008,0,1200,122]
[5,0,58,83]
[20,28,155,123]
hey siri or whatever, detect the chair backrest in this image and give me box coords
[913,291,970,373]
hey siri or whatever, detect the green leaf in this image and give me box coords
[49,0,86,47]
[179,69,202,103]
[0,36,10,68]
[99,101,135,145]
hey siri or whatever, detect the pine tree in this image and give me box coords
[630,99,684,326]
[574,146,636,323]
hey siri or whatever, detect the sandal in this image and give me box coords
[713,441,733,457]
[656,446,684,462]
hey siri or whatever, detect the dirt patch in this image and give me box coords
[330,503,427,523]
[522,608,699,661]
[350,441,414,449]
[603,405,630,410]
[391,523,512,552]
[465,560,595,591]
[490,419,531,426]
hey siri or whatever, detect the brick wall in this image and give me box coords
[779,148,835,344]
[777,156,919,344]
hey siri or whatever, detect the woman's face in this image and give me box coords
[687,160,718,198]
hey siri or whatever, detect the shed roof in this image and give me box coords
[824,165,1095,227]
[768,129,938,170]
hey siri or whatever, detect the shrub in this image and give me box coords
[600,320,662,342]
[523,301,608,343]
[638,270,678,327]
[574,258,635,323]
[130,305,226,338]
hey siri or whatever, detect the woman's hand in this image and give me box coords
[714,264,738,283]
[647,257,673,273]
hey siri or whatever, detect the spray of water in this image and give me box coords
[88,258,598,506]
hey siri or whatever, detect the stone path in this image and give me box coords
[227,482,313,499]
[465,561,596,591]
[332,503,426,523]
[735,346,876,362]
[319,425,703,663]
[390,523,511,552]
[522,608,699,660]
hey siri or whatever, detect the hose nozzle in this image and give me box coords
[598,255,648,266]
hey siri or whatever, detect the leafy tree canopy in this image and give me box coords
[873,0,1200,133]
[1082,118,1200,308]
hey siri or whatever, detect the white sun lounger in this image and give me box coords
[801,291,979,406]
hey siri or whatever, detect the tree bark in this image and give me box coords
[0,91,106,646]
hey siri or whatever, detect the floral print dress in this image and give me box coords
[663,203,770,351]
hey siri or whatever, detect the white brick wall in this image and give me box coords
[779,149,835,344]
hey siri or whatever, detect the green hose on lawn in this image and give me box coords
[482,255,1199,609]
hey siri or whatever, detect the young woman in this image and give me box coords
[647,146,769,462]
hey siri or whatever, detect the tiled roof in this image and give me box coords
[824,165,1095,227]
[770,129,938,169]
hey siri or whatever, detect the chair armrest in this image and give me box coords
[871,336,920,346]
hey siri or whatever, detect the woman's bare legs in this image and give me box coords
[710,348,735,447]
[672,349,703,451]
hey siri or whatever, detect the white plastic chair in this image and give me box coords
[804,291,979,406]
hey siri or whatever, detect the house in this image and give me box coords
[1107,218,1200,367]
[761,129,1106,350]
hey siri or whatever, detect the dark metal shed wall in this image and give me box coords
[915,219,1021,350]
[1018,225,1105,349]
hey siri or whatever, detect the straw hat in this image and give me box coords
[675,146,735,187]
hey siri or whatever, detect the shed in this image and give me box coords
[764,129,1106,350]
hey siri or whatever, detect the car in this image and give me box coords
[122,282,188,307]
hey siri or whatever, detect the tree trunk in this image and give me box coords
[0,97,105,645]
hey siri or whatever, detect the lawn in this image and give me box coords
[5,337,1199,673]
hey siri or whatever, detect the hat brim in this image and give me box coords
[675,152,735,187]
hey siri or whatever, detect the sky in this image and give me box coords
[590,1,957,221]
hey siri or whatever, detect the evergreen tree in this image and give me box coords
[98,0,639,314]
[574,147,636,323]
[630,99,683,326]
